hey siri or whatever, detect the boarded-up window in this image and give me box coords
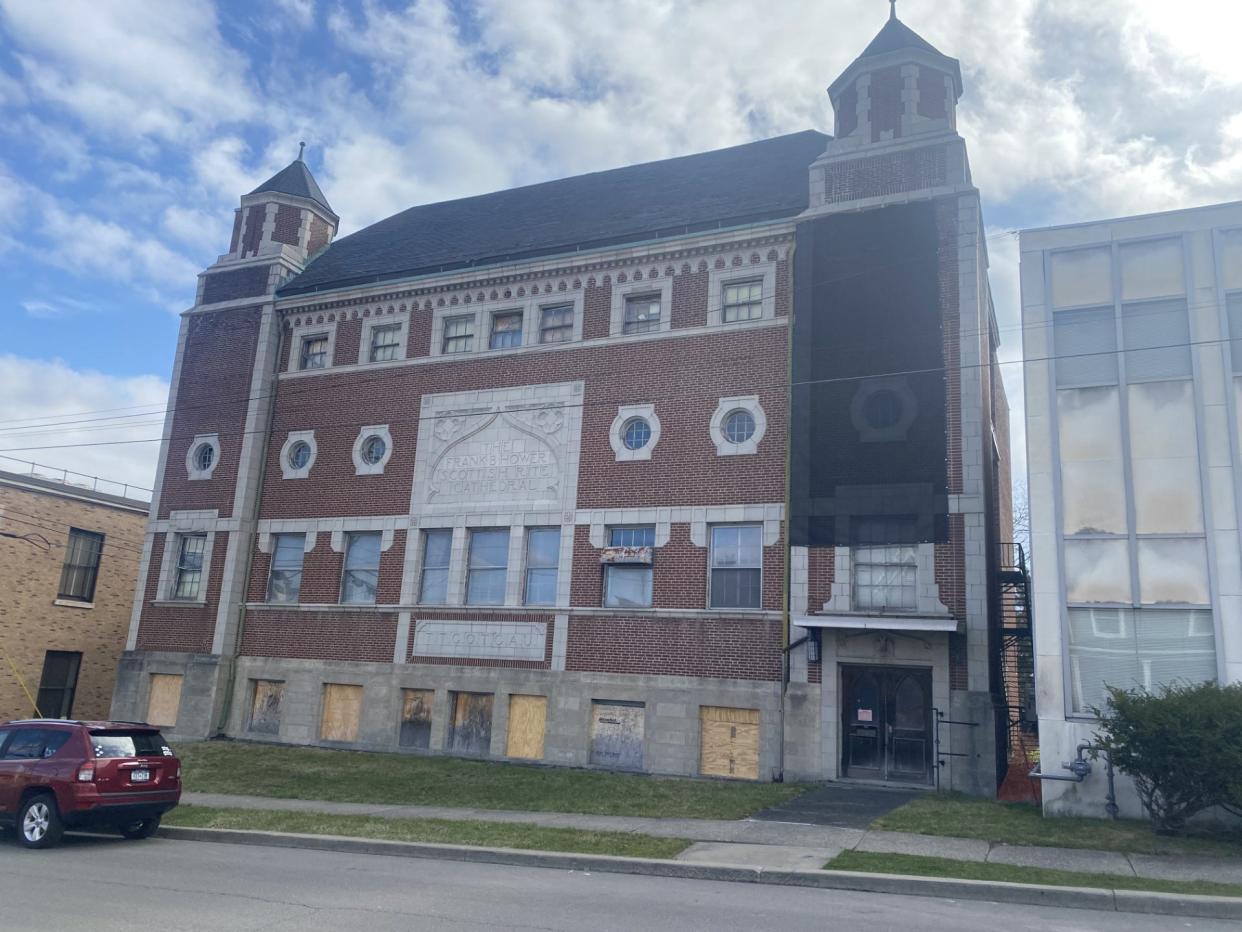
[699,706,760,780]
[448,691,493,755]
[320,683,363,743]
[146,674,184,729]
[399,689,434,749]
[505,694,547,760]
[590,700,644,770]
[249,680,284,735]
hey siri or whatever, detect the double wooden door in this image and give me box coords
[841,665,933,785]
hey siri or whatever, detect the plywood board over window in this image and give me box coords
[699,706,760,780]
[399,689,434,750]
[448,691,493,755]
[146,674,184,729]
[505,694,547,760]
[249,680,284,735]
[590,700,645,771]
[320,683,364,743]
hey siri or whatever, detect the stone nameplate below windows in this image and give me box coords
[413,620,547,661]
[600,546,653,565]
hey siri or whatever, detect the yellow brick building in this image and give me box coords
[0,467,147,721]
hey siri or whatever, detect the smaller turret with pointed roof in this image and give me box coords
[224,143,338,267]
[804,3,973,217]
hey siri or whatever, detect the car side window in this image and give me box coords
[0,729,11,756]
[2,728,59,760]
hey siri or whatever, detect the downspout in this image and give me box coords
[777,240,796,783]
[215,304,282,734]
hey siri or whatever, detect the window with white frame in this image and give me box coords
[466,528,509,605]
[172,534,207,601]
[623,294,661,334]
[58,528,104,603]
[851,517,918,612]
[340,531,381,604]
[267,533,305,604]
[539,304,574,343]
[722,279,763,322]
[524,527,560,605]
[489,310,523,349]
[419,529,452,604]
[368,323,403,362]
[709,524,762,609]
[603,526,654,608]
[442,315,474,354]
[299,333,329,370]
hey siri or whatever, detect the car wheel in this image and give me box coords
[18,794,64,849]
[118,815,161,840]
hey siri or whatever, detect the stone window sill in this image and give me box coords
[152,599,208,608]
[53,598,94,610]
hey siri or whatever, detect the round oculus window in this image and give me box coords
[361,434,387,465]
[862,389,904,430]
[288,440,312,470]
[622,417,652,451]
[722,409,756,444]
[193,442,215,472]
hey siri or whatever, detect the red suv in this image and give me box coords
[0,720,181,849]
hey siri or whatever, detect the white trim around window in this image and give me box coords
[609,403,661,462]
[352,424,393,476]
[709,396,767,456]
[185,433,221,480]
[280,430,318,480]
[155,516,218,606]
[429,292,586,358]
[708,260,777,327]
[359,316,407,365]
[288,322,335,373]
[609,276,673,337]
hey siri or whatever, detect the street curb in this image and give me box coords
[156,826,1242,920]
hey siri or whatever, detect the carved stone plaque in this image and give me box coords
[413,620,547,661]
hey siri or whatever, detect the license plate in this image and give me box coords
[131,769,150,783]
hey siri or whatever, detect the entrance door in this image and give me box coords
[841,665,932,784]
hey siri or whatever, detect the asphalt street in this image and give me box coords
[0,832,1234,931]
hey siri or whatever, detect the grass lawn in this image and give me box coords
[164,805,688,859]
[872,793,1242,859]
[825,851,1242,898]
[176,739,804,820]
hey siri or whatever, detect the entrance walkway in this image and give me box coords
[751,782,925,828]
[180,791,1240,883]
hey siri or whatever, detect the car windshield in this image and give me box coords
[89,730,169,759]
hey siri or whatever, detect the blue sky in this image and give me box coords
[1,0,1241,492]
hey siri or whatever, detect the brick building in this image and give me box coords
[0,467,148,721]
[113,11,1016,792]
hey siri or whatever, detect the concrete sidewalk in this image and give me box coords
[181,792,1240,885]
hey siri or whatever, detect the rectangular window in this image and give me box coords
[709,524,763,609]
[299,334,329,370]
[623,294,661,334]
[1228,293,1242,372]
[368,323,402,362]
[603,526,654,608]
[1122,299,1191,382]
[448,691,493,755]
[340,531,381,604]
[489,310,523,349]
[466,528,509,605]
[722,280,763,323]
[399,689,434,749]
[58,528,103,602]
[539,304,574,343]
[852,517,918,612]
[35,650,81,719]
[419,529,452,604]
[266,533,306,603]
[524,527,560,605]
[173,534,207,601]
[1053,306,1118,388]
[248,680,284,735]
[442,315,474,354]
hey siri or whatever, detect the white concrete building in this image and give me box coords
[1021,200,1242,816]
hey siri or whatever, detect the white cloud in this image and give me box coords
[0,354,167,495]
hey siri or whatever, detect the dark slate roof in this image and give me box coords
[250,159,335,216]
[278,130,829,297]
[859,15,941,58]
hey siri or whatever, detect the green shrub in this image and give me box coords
[1092,681,1242,834]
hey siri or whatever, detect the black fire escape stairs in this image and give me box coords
[997,543,1036,776]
